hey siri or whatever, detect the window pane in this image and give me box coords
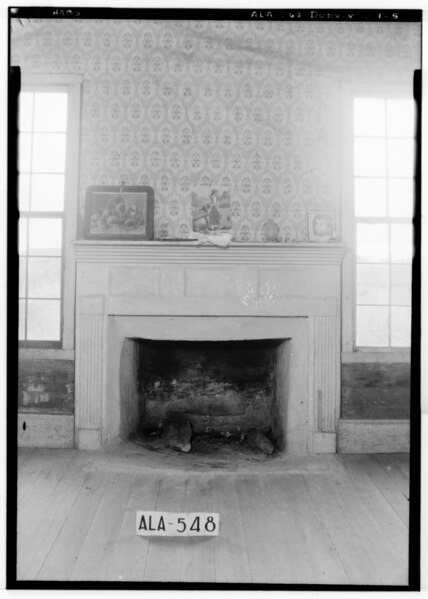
[387,139,414,178]
[31,174,65,211]
[391,223,413,263]
[387,99,414,137]
[391,306,411,347]
[354,139,386,176]
[391,264,412,306]
[27,257,61,298]
[357,264,389,304]
[33,93,68,132]
[388,178,414,217]
[19,257,27,298]
[28,218,62,256]
[19,92,34,132]
[19,174,31,211]
[354,98,386,136]
[19,133,32,172]
[354,178,387,217]
[27,299,61,341]
[19,299,26,340]
[19,217,28,254]
[356,223,389,263]
[32,133,66,173]
[356,305,389,347]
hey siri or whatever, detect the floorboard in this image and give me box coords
[384,453,410,478]
[100,474,161,582]
[143,475,187,582]
[210,474,252,583]
[258,474,316,583]
[372,454,410,498]
[15,447,411,586]
[17,456,88,580]
[267,473,351,585]
[322,468,406,585]
[342,454,409,556]
[178,475,216,583]
[71,472,137,581]
[343,454,409,526]
[18,449,77,504]
[17,447,36,469]
[304,472,385,585]
[235,474,313,583]
[36,468,109,580]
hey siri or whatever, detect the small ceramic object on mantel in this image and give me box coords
[262,218,280,242]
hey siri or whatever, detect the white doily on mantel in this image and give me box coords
[190,232,233,247]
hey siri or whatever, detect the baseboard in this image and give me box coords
[337,419,410,453]
[18,413,75,448]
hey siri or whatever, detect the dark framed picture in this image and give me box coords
[308,210,336,242]
[84,185,154,240]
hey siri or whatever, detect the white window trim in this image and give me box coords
[19,72,82,357]
[340,78,414,363]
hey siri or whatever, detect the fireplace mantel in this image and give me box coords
[74,240,346,265]
[74,238,346,454]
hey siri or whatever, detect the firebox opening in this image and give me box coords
[120,337,290,454]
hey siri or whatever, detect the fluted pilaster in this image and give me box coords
[75,296,105,449]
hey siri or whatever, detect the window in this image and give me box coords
[18,76,81,348]
[353,97,414,348]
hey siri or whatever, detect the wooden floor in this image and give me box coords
[15,442,410,586]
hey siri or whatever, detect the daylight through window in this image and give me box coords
[18,90,68,343]
[354,97,414,348]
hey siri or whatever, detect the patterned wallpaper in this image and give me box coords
[11,19,421,241]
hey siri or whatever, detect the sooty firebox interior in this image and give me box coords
[120,338,290,454]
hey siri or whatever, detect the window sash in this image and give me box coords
[352,91,414,352]
[19,212,65,346]
[17,74,82,354]
[353,95,414,350]
[340,83,416,356]
[18,84,71,347]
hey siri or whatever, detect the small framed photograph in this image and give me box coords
[308,210,336,242]
[84,185,154,240]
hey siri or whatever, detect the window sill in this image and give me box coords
[341,350,410,364]
[18,347,75,361]
[341,349,410,364]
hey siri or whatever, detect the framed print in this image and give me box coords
[191,186,232,233]
[308,210,336,242]
[84,185,154,240]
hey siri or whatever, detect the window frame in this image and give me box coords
[18,73,82,353]
[340,80,414,361]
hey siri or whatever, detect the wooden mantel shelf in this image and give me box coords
[73,240,347,265]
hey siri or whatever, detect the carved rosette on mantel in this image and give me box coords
[74,241,346,454]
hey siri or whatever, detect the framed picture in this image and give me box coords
[190,186,232,233]
[84,185,154,240]
[308,210,336,242]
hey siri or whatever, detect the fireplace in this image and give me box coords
[120,337,290,452]
[74,241,345,455]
